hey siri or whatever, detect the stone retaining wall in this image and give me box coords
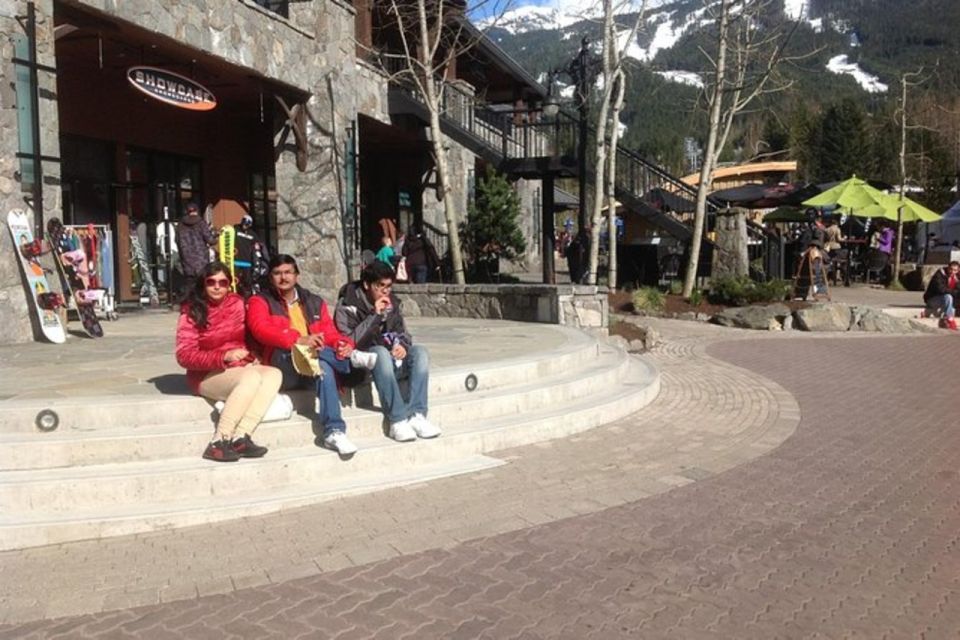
[394,284,609,329]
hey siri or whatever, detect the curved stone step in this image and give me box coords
[0,346,630,470]
[0,356,659,550]
[0,326,600,434]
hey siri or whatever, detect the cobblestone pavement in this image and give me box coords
[3,330,959,638]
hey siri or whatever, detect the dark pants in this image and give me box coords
[411,264,428,284]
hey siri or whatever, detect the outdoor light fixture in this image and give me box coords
[35,409,59,432]
[543,73,560,118]
[465,373,478,392]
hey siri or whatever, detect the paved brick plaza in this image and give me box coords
[1,327,958,638]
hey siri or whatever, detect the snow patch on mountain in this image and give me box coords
[479,0,673,35]
[782,0,806,20]
[826,55,888,93]
[655,70,704,89]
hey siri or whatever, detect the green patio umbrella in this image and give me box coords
[851,196,941,222]
[802,175,891,212]
[881,194,942,222]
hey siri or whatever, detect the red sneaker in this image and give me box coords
[202,439,240,462]
[948,318,958,331]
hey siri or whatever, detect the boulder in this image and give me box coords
[711,304,790,331]
[643,326,661,350]
[856,308,917,333]
[793,303,852,332]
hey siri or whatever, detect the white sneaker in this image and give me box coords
[323,431,358,455]
[410,413,441,439]
[349,350,378,370]
[389,419,417,442]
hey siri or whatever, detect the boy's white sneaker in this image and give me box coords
[410,413,441,439]
[349,349,378,370]
[389,419,417,442]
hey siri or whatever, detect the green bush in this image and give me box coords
[688,288,704,307]
[632,286,666,312]
[707,276,790,306]
[669,280,684,295]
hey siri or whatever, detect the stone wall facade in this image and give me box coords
[0,0,380,339]
[0,0,60,343]
[394,283,609,329]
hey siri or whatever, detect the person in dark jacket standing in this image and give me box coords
[335,260,441,442]
[922,261,959,330]
[176,202,217,284]
[401,225,440,283]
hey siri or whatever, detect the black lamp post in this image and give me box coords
[540,37,597,283]
[568,37,594,232]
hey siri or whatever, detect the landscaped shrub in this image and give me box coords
[707,275,790,306]
[632,286,666,312]
[688,288,704,307]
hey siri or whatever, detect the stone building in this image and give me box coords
[0,0,545,344]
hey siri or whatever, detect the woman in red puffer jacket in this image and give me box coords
[175,261,282,462]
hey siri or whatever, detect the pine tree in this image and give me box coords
[818,98,874,181]
[462,167,527,282]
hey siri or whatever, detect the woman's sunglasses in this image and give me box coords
[204,277,231,288]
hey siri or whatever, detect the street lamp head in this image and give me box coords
[543,95,560,118]
[542,70,560,117]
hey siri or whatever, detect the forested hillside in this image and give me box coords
[485,0,960,201]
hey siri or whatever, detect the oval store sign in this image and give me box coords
[127,66,217,111]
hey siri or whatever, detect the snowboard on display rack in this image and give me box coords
[6,209,66,344]
[218,224,236,291]
[47,218,104,338]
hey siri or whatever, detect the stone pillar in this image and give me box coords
[712,207,749,279]
[0,0,61,344]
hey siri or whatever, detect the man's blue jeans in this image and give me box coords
[271,347,348,436]
[926,293,955,319]
[370,344,429,424]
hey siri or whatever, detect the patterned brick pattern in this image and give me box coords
[2,335,958,638]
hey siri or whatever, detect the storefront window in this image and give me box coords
[13,35,36,190]
[60,135,115,225]
[251,173,278,254]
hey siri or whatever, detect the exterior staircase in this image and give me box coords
[0,326,659,551]
[388,79,716,237]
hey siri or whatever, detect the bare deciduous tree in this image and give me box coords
[681,0,804,298]
[585,0,646,287]
[378,0,511,285]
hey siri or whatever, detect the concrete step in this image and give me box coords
[0,346,631,469]
[0,455,506,552]
[0,327,599,434]
[0,356,659,550]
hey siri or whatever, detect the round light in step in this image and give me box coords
[465,373,478,392]
[35,409,60,432]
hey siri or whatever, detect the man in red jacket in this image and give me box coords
[247,254,360,456]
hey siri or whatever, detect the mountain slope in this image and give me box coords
[483,0,960,175]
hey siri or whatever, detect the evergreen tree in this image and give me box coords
[789,103,822,183]
[818,98,873,181]
[462,167,527,282]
